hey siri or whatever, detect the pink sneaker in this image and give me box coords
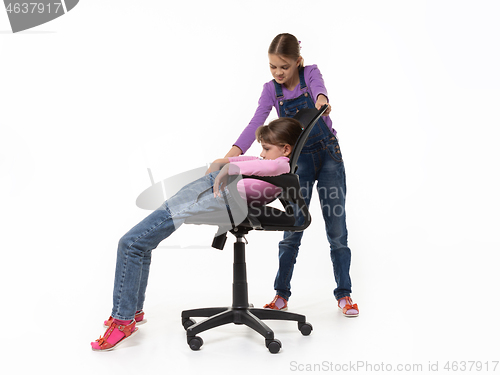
[263,295,288,311]
[338,296,359,317]
[91,319,138,351]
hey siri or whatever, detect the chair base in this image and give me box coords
[182,306,312,353]
[180,230,313,353]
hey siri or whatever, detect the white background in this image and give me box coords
[1,1,499,374]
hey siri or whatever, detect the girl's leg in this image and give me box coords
[274,152,317,301]
[93,208,176,351]
[316,141,352,300]
[93,172,228,350]
[112,171,227,320]
[136,253,151,315]
[112,208,176,320]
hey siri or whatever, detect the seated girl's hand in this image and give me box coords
[206,159,223,175]
[205,158,230,175]
[213,164,230,198]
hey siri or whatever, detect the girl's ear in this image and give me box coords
[296,56,303,67]
[282,144,292,157]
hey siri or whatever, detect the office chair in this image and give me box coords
[182,105,328,353]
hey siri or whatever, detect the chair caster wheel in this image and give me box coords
[298,322,313,336]
[188,336,203,351]
[265,339,281,354]
[182,318,196,330]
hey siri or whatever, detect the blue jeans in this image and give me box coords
[275,135,352,301]
[111,171,228,320]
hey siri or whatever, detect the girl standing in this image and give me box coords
[224,33,359,317]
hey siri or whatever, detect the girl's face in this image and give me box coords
[260,142,291,160]
[268,54,301,87]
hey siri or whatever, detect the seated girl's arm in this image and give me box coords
[213,157,289,197]
[206,157,230,175]
[228,157,290,177]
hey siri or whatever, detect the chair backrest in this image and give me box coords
[289,105,329,173]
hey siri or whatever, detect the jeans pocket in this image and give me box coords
[326,141,343,163]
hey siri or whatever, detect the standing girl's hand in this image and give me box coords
[316,94,331,116]
[213,164,230,198]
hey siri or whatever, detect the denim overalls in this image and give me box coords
[273,68,352,301]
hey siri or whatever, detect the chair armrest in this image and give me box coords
[235,173,311,232]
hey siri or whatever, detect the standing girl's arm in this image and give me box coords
[224,145,243,158]
[225,84,274,157]
[306,65,332,116]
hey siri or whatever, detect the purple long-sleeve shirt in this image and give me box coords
[234,65,332,154]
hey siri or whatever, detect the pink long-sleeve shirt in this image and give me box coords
[227,156,290,205]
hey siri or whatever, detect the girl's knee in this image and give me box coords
[117,232,136,253]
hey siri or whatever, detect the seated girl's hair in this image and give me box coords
[255,118,303,149]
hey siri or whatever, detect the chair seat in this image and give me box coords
[247,205,295,227]
[184,209,240,226]
[184,205,295,229]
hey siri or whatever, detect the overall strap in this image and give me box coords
[273,79,284,99]
[274,68,306,99]
[299,68,307,90]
